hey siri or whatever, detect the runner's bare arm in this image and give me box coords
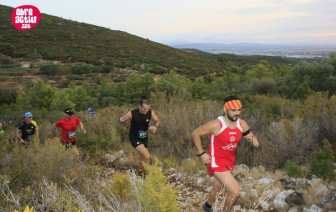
[16,129,25,144]
[35,129,39,138]
[79,121,86,134]
[151,110,160,130]
[192,119,221,164]
[120,111,132,123]
[241,119,259,147]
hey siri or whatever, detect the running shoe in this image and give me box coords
[202,202,213,212]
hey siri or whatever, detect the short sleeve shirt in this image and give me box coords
[18,120,38,141]
[55,116,80,143]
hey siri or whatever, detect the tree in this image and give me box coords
[208,76,228,100]
[292,61,334,93]
[66,86,98,111]
[140,73,155,99]
[244,60,273,82]
[122,73,147,104]
[154,70,191,102]
[251,77,276,95]
[310,139,336,180]
[189,77,209,99]
[292,81,314,100]
[0,87,17,105]
[28,80,56,110]
[50,90,75,111]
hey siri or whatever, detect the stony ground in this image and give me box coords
[98,156,211,211]
[98,154,336,212]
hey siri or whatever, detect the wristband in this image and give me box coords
[196,151,206,157]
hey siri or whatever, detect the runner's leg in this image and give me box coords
[213,171,240,212]
[135,144,151,172]
[207,177,223,206]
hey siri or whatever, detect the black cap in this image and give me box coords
[64,108,75,116]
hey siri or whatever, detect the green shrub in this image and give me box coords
[111,173,131,199]
[284,160,302,177]
[39,64,67,75]
[0,86,17,105]
[140,163,179,212]
[0,54,20,67]
[70,63,93,74]
[310,139,336,180]
[0,43,15,57]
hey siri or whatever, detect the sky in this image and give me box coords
[2,0,336,46]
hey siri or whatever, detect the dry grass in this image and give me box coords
[303,178,328,206]
[180,157,205,175]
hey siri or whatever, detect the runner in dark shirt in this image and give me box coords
[120,98,160,174]
[16,112,39,146]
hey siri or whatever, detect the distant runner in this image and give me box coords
[88,107,95,115]
[192,96,259,212]
[16,112,39,146]
[0,122,5,136]
[55,108,86,150]
[119,98,160,174]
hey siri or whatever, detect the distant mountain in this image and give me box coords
[171,43,336,58]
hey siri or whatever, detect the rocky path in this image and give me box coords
[100,153,336,212]
[164,168,209,212]
[99,156,210,211]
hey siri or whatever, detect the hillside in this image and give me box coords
[0,5,223,76]
[0,4,299,79]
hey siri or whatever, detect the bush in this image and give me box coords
[0,43,15,57]
[70,63,93,74]
[0,54,20,67]
[0,138,86,191]
[93,65,114,73]
[39,64,68,75]
[111,173,131,199]
[140,162,180,212]
[0,87,17,105]
[310,139,336,180]
[284,160,302,177]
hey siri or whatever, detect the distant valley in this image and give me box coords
[171,43,336,58]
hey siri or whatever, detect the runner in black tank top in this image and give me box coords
[120,98,160,175]
[129,109,151,148]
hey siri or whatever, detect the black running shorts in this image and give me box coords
[130,139,148,148]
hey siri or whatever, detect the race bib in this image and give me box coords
[67,131,76,139]
[138,130,148,139]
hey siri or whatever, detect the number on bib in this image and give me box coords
[67,131,76,139]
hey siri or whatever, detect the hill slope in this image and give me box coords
[0,4,299,78]
[0,4,226,77]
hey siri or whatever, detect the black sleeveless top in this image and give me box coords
[130,109,151,141]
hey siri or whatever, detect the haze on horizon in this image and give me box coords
[2,0,336,46]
